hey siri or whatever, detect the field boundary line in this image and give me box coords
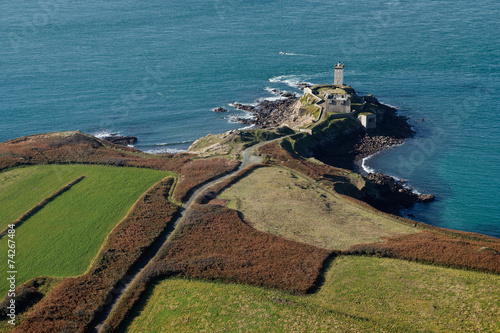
[0,175,85,239]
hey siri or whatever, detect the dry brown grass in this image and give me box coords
[218,166,418,250]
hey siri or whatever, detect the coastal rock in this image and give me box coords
[297,83,311,90]
[363,173,435,215]
[281,92,295,98]
[233,103,256,112]
[103,135,137,145]
[362,94,380,105]
[234,118,256,125]
[213,107,229,113]
[417,193,435,203]
[353,135,403,161]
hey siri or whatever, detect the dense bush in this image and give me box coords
[0,277,55,319]
[158,204,331,293]
[172,158,239,202]
[346,231,500,273]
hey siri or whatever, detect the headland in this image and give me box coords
[0,64,498,333]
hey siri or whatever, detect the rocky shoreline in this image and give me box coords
[227,84,434,216]
[228,90,299,128]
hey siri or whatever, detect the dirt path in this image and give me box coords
[92,136,287,332]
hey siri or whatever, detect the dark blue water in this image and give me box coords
[1,0,499,237]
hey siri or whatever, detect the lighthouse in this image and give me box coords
[334,62,344,86]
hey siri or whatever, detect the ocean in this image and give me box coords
[1,0,499,237]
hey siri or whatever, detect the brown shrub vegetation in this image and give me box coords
[159,204,332,293]
[346,231,500,274]
[172,158,239,202]
[13,178,179,333]
[0,277,59,319]
[103,203,331,332]
[0,131,190,172]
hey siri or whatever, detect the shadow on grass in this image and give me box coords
[306,251,340,295]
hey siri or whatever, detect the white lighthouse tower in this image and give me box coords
[334,61,344,86]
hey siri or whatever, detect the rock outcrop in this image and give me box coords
[102,135,137,145]
[213,107,229,113]
[362,173,435,215]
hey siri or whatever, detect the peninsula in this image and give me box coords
[0,64,498,333]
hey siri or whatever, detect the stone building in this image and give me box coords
[323,92,351,113]
[358,113,377,129]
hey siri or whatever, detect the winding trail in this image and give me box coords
[92,136,287,332]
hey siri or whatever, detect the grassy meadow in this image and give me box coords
[0,165,171,297]
[125,256,500,332]
[0,165,89,229]
[218,167,418,250]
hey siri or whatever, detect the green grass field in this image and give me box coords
[0,165,172,297]
[124,256,500,332]
[218,167,418,250]
[0,165,90,230]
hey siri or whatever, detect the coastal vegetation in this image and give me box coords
[156,203,331,294]
[186,127,294,158]
[171,157,239,203]
[124,256,500,332]
[347,231,500,274]
[0,93,498,332]
[100,202,331,332]
[0,165,170,297]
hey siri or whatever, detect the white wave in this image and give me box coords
[361,144,424,196]
[361,154,377,174]
[378,101,399,109]
[268,74,315,88]
[154,141,191,146]
[229,102,259,108]
[258,95,287,102]
[279,52,317,57]
[360,142,405,175]
[92,129,121,139]
[264,87,280,94]
[144,147,186,155]
[239,124,256,130]
[228,112,255,123]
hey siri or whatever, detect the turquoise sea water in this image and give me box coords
[1,0,499,237]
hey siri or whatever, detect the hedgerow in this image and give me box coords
[345,231,500,274]
[172,157,239,202]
